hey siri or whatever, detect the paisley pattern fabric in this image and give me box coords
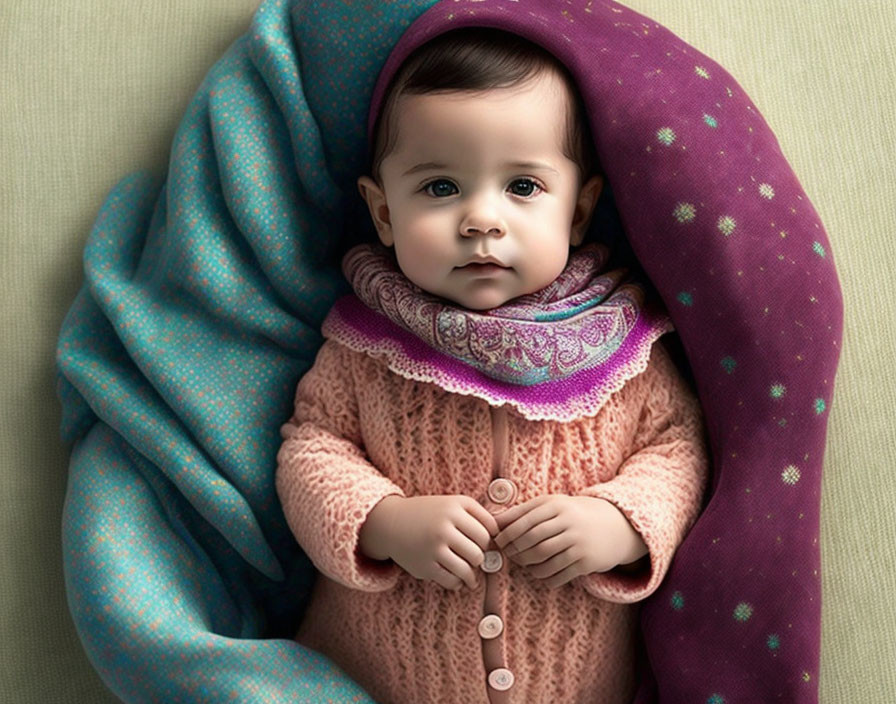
[323,242,672,420]
[55,0,842,702]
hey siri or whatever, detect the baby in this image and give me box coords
[276,28,708,704]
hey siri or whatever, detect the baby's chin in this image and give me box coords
[412,273,539,311]
[437,287,526,311]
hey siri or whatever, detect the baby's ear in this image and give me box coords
[570,175,604,246]
[357,176,394,247]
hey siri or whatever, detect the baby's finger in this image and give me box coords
[493,495,547,530]
[437,546,479,590]
[541,561,586,589]
[495,501,560,549]
[526,546,578,579]
[503,518,565,558]
[513,532,574,567]
[428,561,465,591]
[448,529,488,572]
[461,496,500,539]
[455,511,494,555]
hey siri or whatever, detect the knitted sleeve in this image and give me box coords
[275,339,406,592]
[576,341,709,604]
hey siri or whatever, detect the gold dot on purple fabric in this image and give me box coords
[717,216,736,236]
[657,127,676,145]
[781,465,801,485]
[733,603,754,622]
[674,202,696,223]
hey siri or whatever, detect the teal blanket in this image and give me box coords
[57,1,438,700]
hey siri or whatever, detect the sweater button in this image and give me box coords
[478,614,504,639]
[488,668,514,691]
[481,550,503,573]
[487,478,517,504]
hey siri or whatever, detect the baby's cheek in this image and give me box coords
[398,254,446,296]
[520,243,569,292]
[394,236,447,285]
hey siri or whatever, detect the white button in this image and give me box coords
[488,668,514,691]
[478,614,504,639]
[481,550,503,573]
[487,478,517,504]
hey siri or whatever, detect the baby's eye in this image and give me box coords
[423,179,459,198]
[508,178,542,198]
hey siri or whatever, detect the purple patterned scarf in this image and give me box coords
[322,242,672,421]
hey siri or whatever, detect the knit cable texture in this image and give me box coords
[276,339,708,703]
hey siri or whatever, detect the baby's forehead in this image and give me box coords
[393,82,569,144]
[390,71,576,140]
[394,65,576,107]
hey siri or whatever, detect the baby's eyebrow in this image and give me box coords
[402,162,447,177]
[401,161,559,177]
[505,161,559,175]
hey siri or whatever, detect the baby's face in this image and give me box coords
[358,70,602,310]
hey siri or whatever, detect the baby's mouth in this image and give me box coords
[456,256,510,270]
[455,262,511,275]
[458,262,507,269]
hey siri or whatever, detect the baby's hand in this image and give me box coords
[362,495,499,591]
[493,495,647,588]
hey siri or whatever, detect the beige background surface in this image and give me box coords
[2,1,893,701]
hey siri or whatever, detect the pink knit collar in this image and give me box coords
[322,243,673,421]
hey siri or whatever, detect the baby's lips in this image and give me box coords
[460,254,509,268]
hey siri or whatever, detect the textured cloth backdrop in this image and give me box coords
[54,1,843,702]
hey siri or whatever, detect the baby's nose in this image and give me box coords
[462,222,504,237]
[460,203,506,237]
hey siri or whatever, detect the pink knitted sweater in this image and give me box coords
[276,338,708,704]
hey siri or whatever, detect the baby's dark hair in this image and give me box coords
[369,28,599,184]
